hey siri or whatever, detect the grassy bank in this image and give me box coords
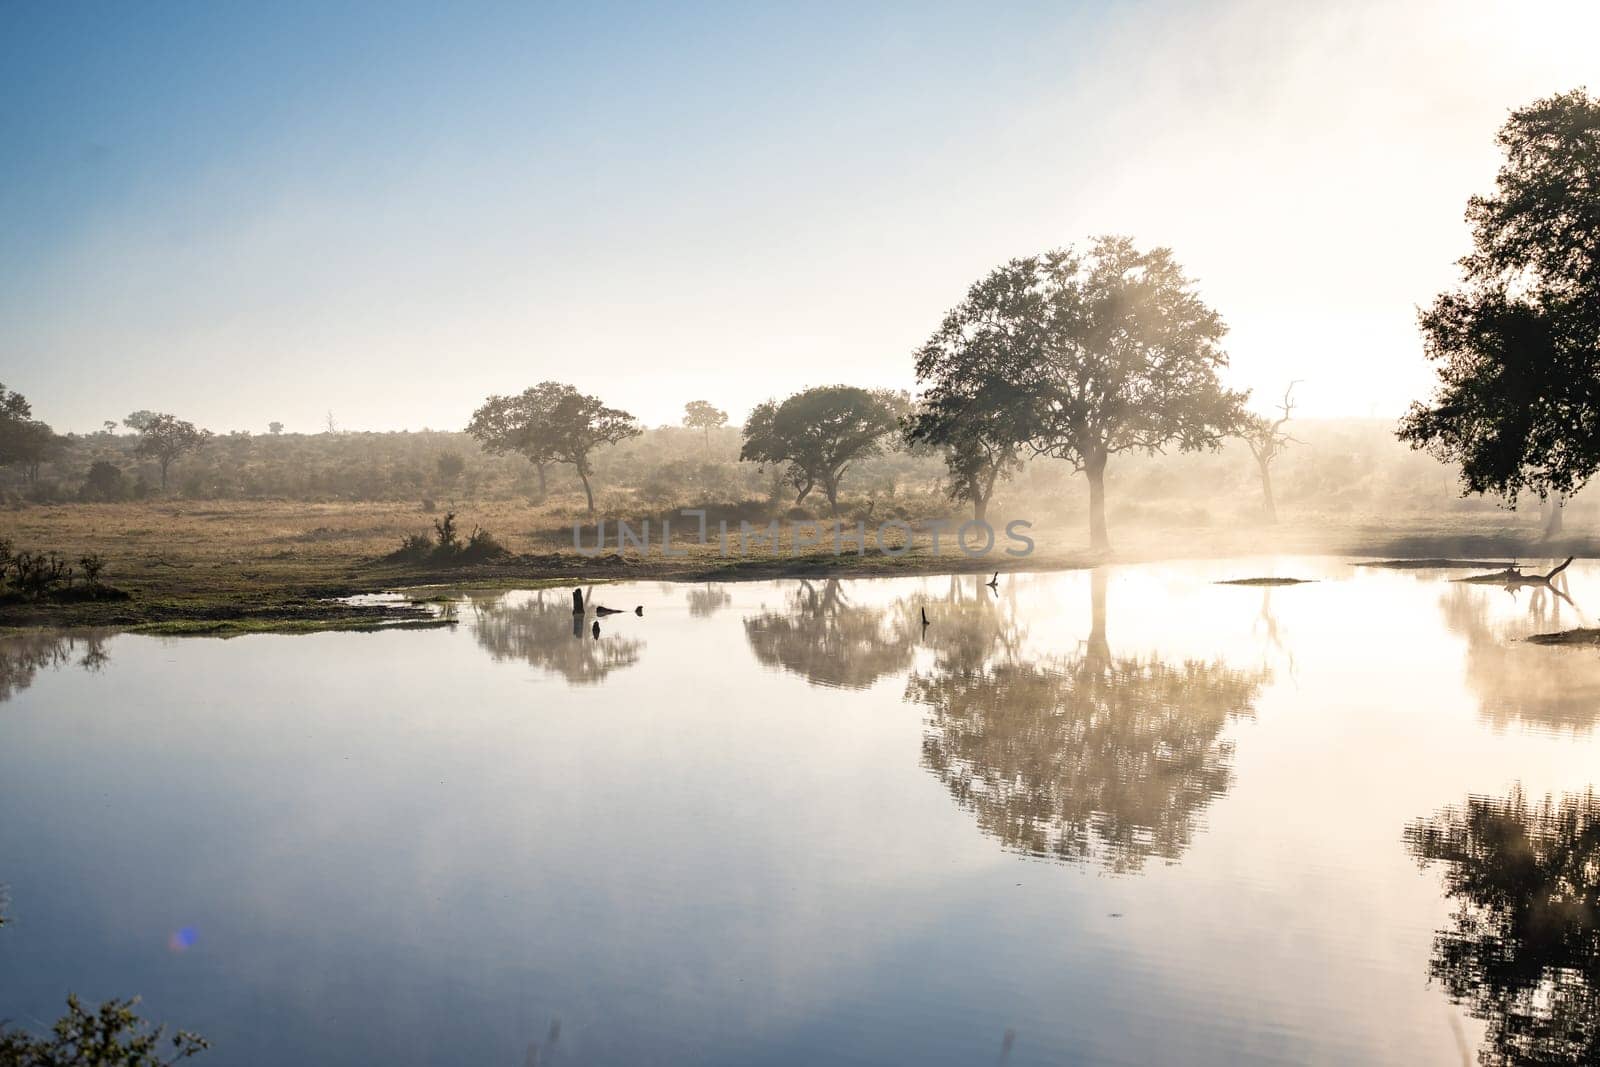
[0,499,1590,633]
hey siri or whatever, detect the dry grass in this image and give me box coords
[1,497,1593,631]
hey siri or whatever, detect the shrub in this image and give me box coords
[79,554,106,585]
[459,525,507,563]
[394,532,433,560]
[9,550,73,599]
[80,460,128,502]
[387,514,506,565]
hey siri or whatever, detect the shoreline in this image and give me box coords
[3,537,1589,637]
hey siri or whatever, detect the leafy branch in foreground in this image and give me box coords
[0,994,208,1066]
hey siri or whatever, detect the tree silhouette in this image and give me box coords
[1236,382,1300,523]
[913,237,1246,551]
[904,385,1024,522]
[0,382,58,485]
[740,386,899,516]
[681,400,728,452]
[1399,90,1600,506]
[129,413,210,491]
[1406,788,1600,1065]
[909,570,1265,872]
[469,383,640,514]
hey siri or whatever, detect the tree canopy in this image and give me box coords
[467,382,641,514]
[681,400,728,449]
[905,382,1025,522]
[914,236,1244,550]
[0,382,59,484]
[740,385,899,515]
[131,414,211,491]
[1399,89,1600,504]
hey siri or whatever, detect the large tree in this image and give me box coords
[681,400,728,451]
[132,413,211,491]
[915,237,1245,551]
[1399,89,1600,507]
[467,382,640,515]
[740,385,899,516]
[468,385,559,497]
[0,383,58,483]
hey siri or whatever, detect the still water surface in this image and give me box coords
[3,558,1599,1065]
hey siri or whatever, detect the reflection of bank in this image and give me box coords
[910,569,1267,873]
[471,590,641,685]
[1439,581,1600,734]
[0,630,111,704]
[686,583,732,618]
[1406,788,1600,1065]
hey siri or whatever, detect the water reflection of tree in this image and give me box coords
[0,631,112,703]
[686,583,732,618]
[472,590,641,685]
[1405,788,1600,1066]
[1439,583,1600,733]
[910,571,1265,872]
[743,579,920,690]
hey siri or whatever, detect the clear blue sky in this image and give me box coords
[4,1,1596,433]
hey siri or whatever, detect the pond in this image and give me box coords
[3,558,1599,1065]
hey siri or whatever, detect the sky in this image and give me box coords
[3,0,1598,434]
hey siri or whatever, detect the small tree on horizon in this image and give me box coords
[268,421,284,435]
[682,400,728,451]
[131,413,211,491]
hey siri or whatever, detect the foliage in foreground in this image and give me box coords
[1400,89,1600,505]
[0,994,207,1067]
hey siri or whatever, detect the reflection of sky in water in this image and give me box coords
[3,558,1600,1064]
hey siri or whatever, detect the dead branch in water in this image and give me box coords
[1457,556,1575,587]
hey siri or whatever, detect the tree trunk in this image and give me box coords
[578,468,595,516]
[1543,492,1565,540]
[823,476,840,517]
[1257,457,1277,524]
[536,462,547,498]
[160,458,171,491]
[974,465,997,522]
[1085,451,1109,553]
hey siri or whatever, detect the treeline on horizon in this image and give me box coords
[2,87,1595,551]
[0,408,1562,533]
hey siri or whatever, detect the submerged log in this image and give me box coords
[1458,557,1575,587]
